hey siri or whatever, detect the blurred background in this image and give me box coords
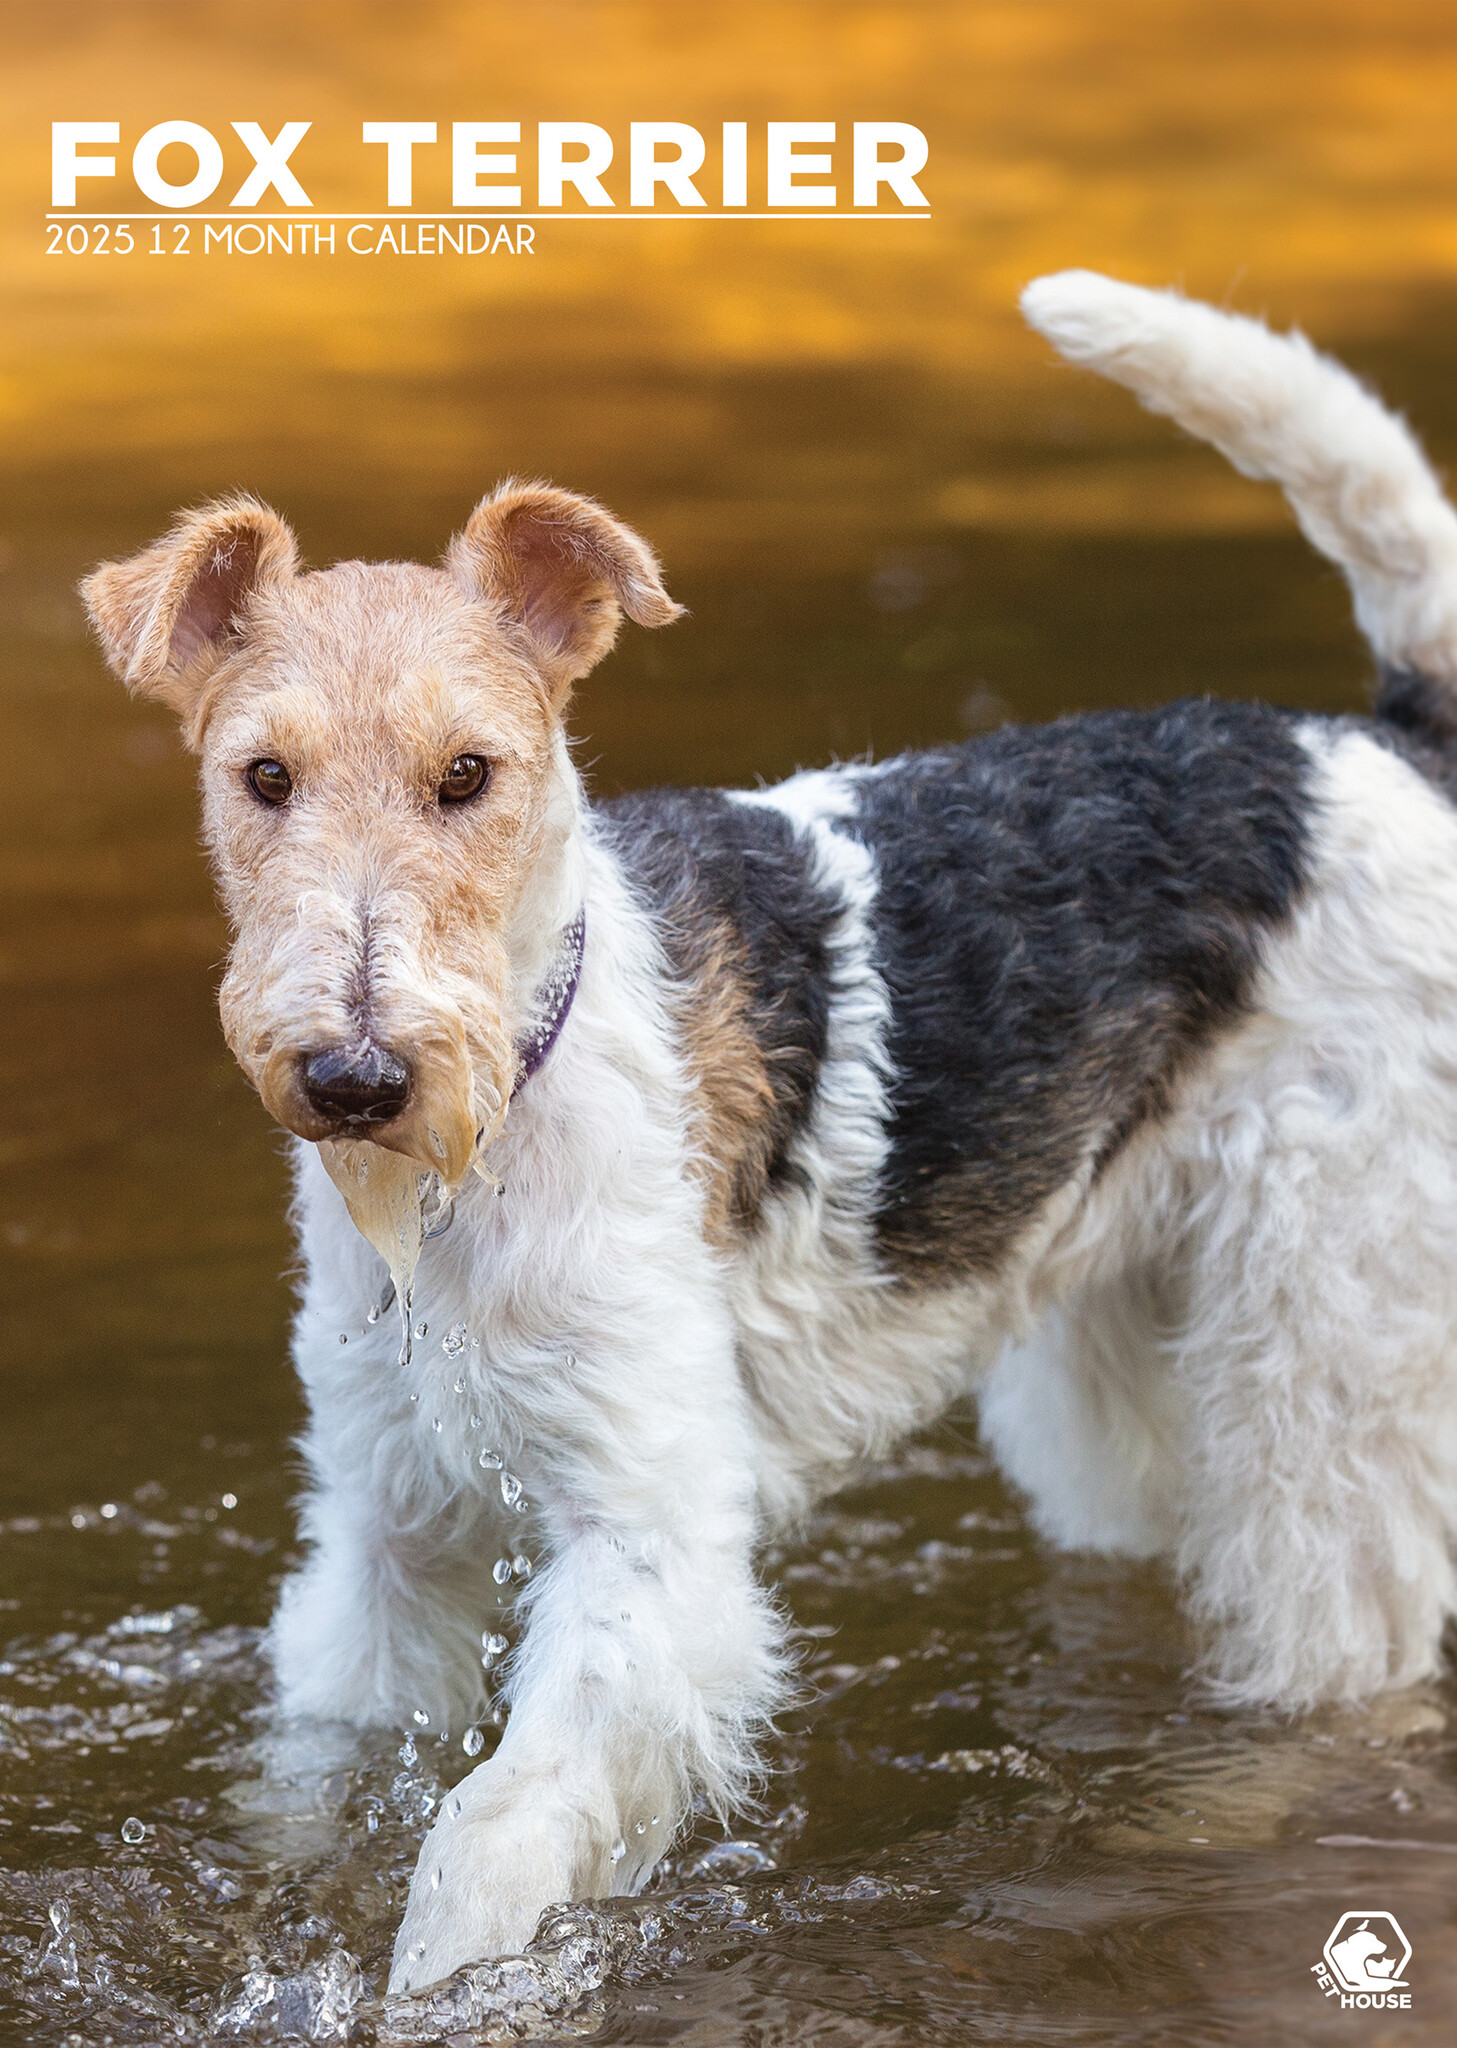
[3,6,1457,2040]
[11,0,1457,1416]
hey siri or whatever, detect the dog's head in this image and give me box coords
[81,485,682,1186]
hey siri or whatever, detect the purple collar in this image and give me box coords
[514,910,585,1089]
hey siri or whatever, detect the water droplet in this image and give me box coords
[366,1305,381,1325]
[492,1557,512,1585]
[453,1378,466,1394]
[620,1610,631,1622]
[452,1796,463,1816]
[610,1837,627,1863]
[652,1815,659,1826]
[635,1820,647,1835]
[399,1736,417,1766]
[221,1493,237,1510]
[479,1448,503,1470]
[511,1553,532,1578]
[493,1181,506,1199]
[490,1702,507,1725]
[409,1392,419,1404]
[99,1502,118,1520]
[513,1497,529,1515]
[120,1816,145,1845]
[431,1866,442,1889]
[338,1332,348,1346]
[463,1726,484,1756]
[412,1708,429,1726]
[414,1321,428,1340]
[483,1632,508,1656]
[500,1472,523,1508]
[366,1809,379,1832]
[468,1414,482,1430]
[564,1351,577,1369]
[432,1418,442,1433]
[412,1943,426,1959]
[443,1323,469,1359]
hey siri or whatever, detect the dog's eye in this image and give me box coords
[247,759,293,806]
[439,755,491,805]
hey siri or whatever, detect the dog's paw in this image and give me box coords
[390,1871,541,1994]
[384,1903,645,2039]
[387,1766,611,1993]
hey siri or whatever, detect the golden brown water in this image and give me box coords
[1,3,1455,2041]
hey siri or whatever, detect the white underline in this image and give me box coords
[47,210,930,222]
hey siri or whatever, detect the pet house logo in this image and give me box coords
[1310,1911,1413,2009]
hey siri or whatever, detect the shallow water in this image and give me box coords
[2,507,1454,2045]
[6,3,1457,2039]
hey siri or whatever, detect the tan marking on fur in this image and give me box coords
[663,917,783,1247]
[80,486,681,1188]
[449,478,685,707]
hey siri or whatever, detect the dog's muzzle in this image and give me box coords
[300,1043,412,1127]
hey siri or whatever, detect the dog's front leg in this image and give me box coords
[388,1485,782,1992]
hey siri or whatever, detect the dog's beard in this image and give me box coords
[315,1012,516,1358]
[319,1139,436,1358]
[224,925,521,1337]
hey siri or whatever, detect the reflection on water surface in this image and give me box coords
[4,2,1457,2039]
[2,477,1453,2048]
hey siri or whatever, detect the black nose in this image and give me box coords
[301,1043,411,1125]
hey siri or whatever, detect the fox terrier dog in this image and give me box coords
[82,272,1457,1990]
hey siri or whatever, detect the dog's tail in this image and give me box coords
[1022,268,1457,742]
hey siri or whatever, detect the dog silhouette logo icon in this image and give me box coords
[1312,1912,1412,2007]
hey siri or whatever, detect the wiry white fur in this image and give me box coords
[728,771,1120,1521]
[268,279,1457,1994]
[980,1272,1184,1562]
[983,725,1457,1709]
[1023,268,1457,682]
[276,808,787,1989]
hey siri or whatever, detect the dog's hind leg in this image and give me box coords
[1173,1197,1457,1710]
[1168,982,1457,1705]
[979,1272,1184,1562]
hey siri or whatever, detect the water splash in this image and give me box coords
[385,1905,643,2042]
[214,1947,364,2040]
[316,1143,453,1368]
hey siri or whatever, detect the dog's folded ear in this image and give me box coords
[447,480,684,702]
[80,496,299,739]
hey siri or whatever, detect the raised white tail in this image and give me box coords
[1022,269,1457,717]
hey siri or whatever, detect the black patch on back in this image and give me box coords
[597,786,836,1208]
[1368,666,1457,805]
[1374,663,1457,749]
[849,699,1313,1278]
